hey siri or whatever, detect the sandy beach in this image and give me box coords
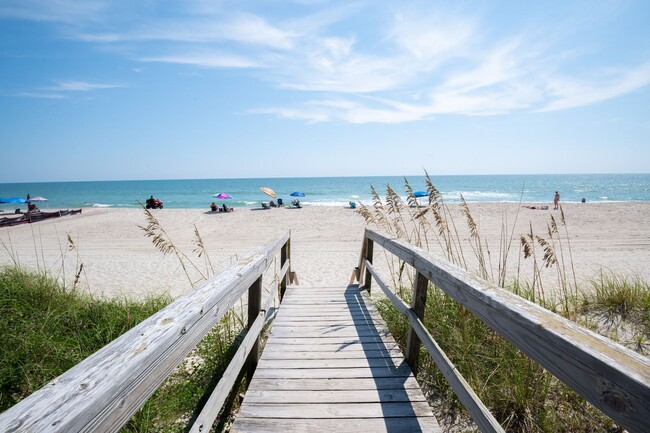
[0,202,649,299]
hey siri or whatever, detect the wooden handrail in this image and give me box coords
[364,260,504,433]
[0,232,291,433]
[360,228,650,433]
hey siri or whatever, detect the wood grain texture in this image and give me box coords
[365,228,650,433]
[0,233,290,433]
[231,284,440,432]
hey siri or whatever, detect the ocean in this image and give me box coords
[0,174,648,209]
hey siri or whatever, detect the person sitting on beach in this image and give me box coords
[291,199,301,208]
[554,191,560,210]
[210,202,218,212]
[27,203,39,212]
[270,200,277,207]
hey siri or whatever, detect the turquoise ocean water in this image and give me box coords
[0,174,648,210]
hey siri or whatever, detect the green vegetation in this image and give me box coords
[0,265,247,432]
[0,208,251,432]
[358,172,649,432]
[0,266,170,411]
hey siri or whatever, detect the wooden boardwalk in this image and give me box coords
[231,284,441,433]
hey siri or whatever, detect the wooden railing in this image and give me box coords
[356,228,650,433]
[0,232,292,433]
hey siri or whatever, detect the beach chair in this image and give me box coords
[261,202,270,209]
[291,199,301,208]
[277,198,284,207]
[349,201,356,209]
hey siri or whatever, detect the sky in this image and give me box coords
[1,0,649,183]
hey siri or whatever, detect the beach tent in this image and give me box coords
[213,193,232,199]
[290,192,305,197]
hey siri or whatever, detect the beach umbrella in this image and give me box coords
[260,187,276,198]
[350,195,360,199]
[0,197,26,204]
[290,191,305,197]
[28,196,48,202]
[213,192,232,199]
[413,191,427,198]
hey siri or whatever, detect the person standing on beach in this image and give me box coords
[554,191,560,210]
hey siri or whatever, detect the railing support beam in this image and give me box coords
[246,276,262,382]
[363,238,374,292]
[406,271,428,376]
[280,239,289,300]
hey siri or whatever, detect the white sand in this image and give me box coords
[1,203,648,299]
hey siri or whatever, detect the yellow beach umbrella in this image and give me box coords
[260,187,276,198]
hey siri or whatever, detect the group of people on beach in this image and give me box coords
[210,202,234,212]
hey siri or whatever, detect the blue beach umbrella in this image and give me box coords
[0,197,26,204]
[290,191,305,197]
[413,191,427,198]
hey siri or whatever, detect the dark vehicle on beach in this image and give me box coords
[145,197,163,209]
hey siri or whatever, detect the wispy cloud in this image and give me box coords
[540,62,650,111]
[48,80,127,92]
[6,1,650,123]
[140,52,262,69]
[19,92,68,99]
[19,80,127,99]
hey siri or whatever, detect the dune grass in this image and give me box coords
[0,264,249,432]
[0,208,251,432]
[0,266,171,412]
[358,172,648,432]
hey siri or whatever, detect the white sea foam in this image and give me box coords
[92,203,113,208]
[443,191,517,200]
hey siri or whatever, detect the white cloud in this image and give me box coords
[540,61,650,111]
[6,1,649,123]
[49,81,127,92]
[140,53,262,69]
[19,92,68,99]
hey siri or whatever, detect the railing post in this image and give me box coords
[246,276,262,381]
[363,238,374,292]
[406,271,429,376]
[280,239,289,300]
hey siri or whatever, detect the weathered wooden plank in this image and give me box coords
[247,377,422,391]
[261,348,404,359]
[238,401,433,418]
[263,336,394,345]
[243,388,428,404]
[257,357,404,369]
[252,365,412,379]
[272,320,376,327]
[261,341,401,352]
[366,228,650,433]
[188,312,266,433]
[269,326,391,338]
[232,417,441,433]
[0,232,291,433]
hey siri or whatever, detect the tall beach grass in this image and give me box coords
[357,172,649,432]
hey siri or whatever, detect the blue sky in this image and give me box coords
[1,0,649,182]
